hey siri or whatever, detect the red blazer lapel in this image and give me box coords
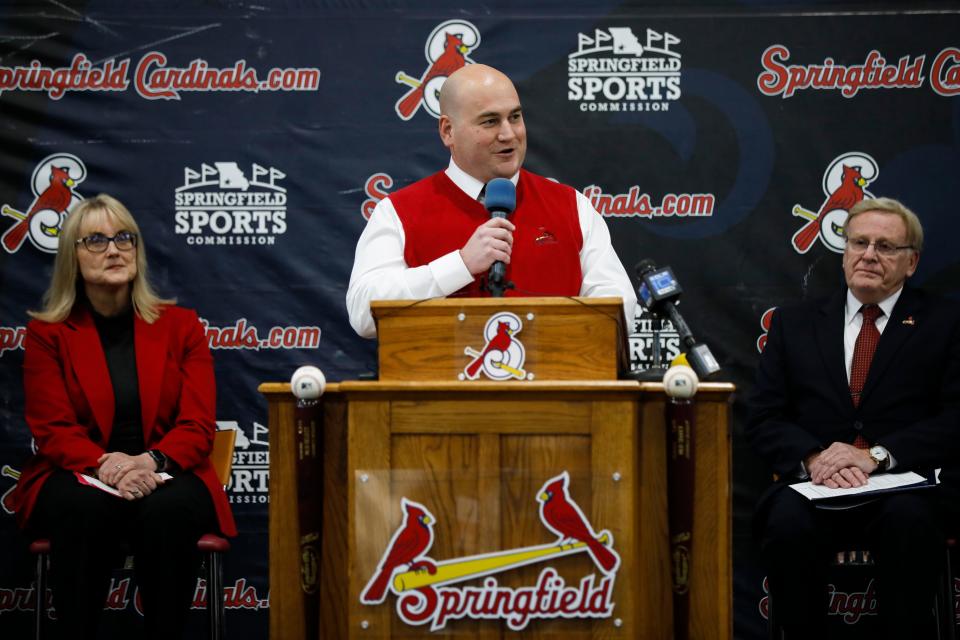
[135,312,168,445]
[63,307,114,442]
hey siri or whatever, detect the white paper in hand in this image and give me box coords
[75,472,173,498]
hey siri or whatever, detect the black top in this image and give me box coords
[91,305,144,456]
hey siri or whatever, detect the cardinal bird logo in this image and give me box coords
[790,152,878,254]
[358,475,620,629]
[462,312,528,381]
[360,498,437,604]
[1,153,86,254]
[394,20,481,121]
[537,471,621,575]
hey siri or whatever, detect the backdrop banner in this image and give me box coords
[2,2,959,637]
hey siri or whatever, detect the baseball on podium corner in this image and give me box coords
[291,365,326,399]
[663,363,699,399]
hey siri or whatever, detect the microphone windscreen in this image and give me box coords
[635,259,657,276]
[485,178,516,216]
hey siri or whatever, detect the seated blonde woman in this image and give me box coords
[11,193,236,640]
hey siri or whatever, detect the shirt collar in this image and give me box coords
[845,286,903,326]
[445,157,520,200]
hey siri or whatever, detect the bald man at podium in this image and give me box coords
[346,64,635,338]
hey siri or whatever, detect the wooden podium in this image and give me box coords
[261,298,733,639]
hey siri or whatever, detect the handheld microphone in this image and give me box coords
[635,260,721,378]
[484,178,516,296]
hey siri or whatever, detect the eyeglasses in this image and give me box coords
[844,237,913,258]
[75,231,138,253]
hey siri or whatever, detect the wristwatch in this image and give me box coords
[147,449,168,472]
[868,445,890,472]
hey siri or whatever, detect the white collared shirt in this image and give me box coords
[443,158,519,200]
[345,158,637,338]
[843,287,903,382]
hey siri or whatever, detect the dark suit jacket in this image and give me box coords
[747,286,960,503]
[11,304,237,537]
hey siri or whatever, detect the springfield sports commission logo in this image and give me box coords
[1,153,86,254]
[568,27,681,112]
[216,421,270,506]
[0,52,320,101]
[175,162,287,246]
[394,20,481,120]
[359,472,619,631]
[757,45,960,98]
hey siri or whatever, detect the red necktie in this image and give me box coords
[850,304,882,448]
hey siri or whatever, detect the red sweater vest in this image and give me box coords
[390,169,583,298]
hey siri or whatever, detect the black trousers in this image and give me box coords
[31,468,217,640]
[759,486,946,640]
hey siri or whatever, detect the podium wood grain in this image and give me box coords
[261,381,733,639]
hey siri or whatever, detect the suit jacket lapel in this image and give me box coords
[135,311,167,445]
[64,306,114,443]
[813,290,850,408]
[859,287,921,405]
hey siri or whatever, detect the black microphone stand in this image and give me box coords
[625,310,670,381]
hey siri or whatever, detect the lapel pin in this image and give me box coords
[902,316,915,326]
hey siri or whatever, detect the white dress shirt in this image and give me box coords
[345,159,637,338]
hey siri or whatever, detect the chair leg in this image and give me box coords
[207,551,225,640]
[767,591,782,640]
[34,552,46,640]
[940,544,957,640]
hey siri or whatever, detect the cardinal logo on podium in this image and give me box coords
[358,472,618,631]
[462,312,530,381]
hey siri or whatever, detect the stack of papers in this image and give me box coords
[790,470,939,502]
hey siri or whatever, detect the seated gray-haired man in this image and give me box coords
[747,197,960,638]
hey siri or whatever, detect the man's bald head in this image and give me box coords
[439,64,516,119]
[437,65,527,184]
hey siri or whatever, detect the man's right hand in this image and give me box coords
[803,442,876,489]
[460,218,515,275]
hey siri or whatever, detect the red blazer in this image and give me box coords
[11,304,237,537]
